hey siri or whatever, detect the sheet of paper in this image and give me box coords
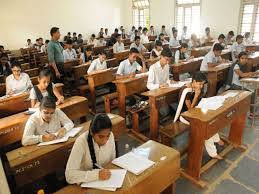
[196,96,226,110]
[135,72,149,78]
[169,80,191,88]
[112,152,155,175]
[223,92,238,99]
[107,113,115,119]
[81,169,127,189]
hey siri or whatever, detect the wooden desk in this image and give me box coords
[25,67,40,78]
[172,57,203,81]
[146,58,159,68]
[6,114,125,188]
[64,59,80,70]
[144,42,155,51]
[181,91,251,187]
[207,62,231,97]
[113,50,130,62]
[0,83,5,96]
[0,96,89,149]
[142,87,180,139]
[248,51,259,71]
[113,76,148,117]
[220,48,231,60]
[86,69,116,112]
[54,140,180,194]
[93,45,107,55]
[191,46,211,58]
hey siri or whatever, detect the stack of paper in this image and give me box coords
[169,80,191,88]
[81,169,127,191]
[197,96,226,110]
[135,72,149,78]
[38,127,83,146]
[112,152,155,175]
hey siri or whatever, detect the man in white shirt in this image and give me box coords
[25,39,34,49]
[41,40,49,53]
[140,27,149,44]
[103,28,110,38]
[87,51,107,74]
[243,32,254,45]
[130,36,147,53]
[211,34,225,52]
[128,26,136,38]
[113,34,125,53]
[63,39,77,62]
[169,29,180,47]
[116,48,146,79]
[22,96,74,146]
[200,43,224,72]
[148,25,156,36]
[161,25,168,36]
[201,27,213,45]
[130,30,138,42]
[94,36,107,47]
[181,26,188,43]
[88,34,98,45]
[231,35,246,62]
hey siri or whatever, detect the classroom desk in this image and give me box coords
[0,96,89,149]
[63,59,80,70]
[145,58,160,68]
[181,90,251,187]
[54,140,180,194]
[113,75,148,118]
[207,62,231,97]
[142,87,181,140]
[172,57,204,81]
[220,48,231,60]
[86,69,116,112]
[6,114,125,188]
[248,51,259,71]
[113,50,130,62]
[191,46,211,58]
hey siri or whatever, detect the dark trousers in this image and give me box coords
[50,63,64,83]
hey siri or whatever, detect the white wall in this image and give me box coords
[0,0,123,49]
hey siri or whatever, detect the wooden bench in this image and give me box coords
[25,67,40,78]
[113,50,130,62]
[103,92,118,113]
[128,103,149,132]
[21,63,30,71]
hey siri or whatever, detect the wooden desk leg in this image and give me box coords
[162,183,176,194]
[132,112,140,133]
[118,93,126,118]
[149,97,159,140]
[228,113,246,149]
[181,120,207,188]
[173,73,180,81]
[89,85,96,113]
[207,80,217,97]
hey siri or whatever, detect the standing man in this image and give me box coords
[47,27,64,83]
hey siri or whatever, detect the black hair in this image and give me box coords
[27,39,31,42]
[134,36,141,41]
[236,35,244,41]
[78,34,82,37]
[213,43,224,51]
[132,26,136,29]
[45,40,50,44]
[143,27,148,32]
[192,72,207,83]
[114,28,119,32]
[134,30,138,33]
[0,53,8,59]
[172,27,176,32]
[40,96,56,110]
[91,34,96,38]
[228,31,234,36]
[99,50,108,56]
[162,25,165,28]
[99,35,104,39]
[85,46,93,52]
[50,27,59,36]
[205,27,210,32]
[155,40,163,47]
[180,43,188,49]
[39,38,43,41]
[66,39,73,45]
[150,25,154,28]
[73,32,76,35]
[89,113,112,134]
[0,45,4,49]
[39,69,52,79]
[173,29,178,34]
[159,33,164,37]
[68,32,71,35]
[138,26,142,30]
[129,47,140,54]
[116,34,122,38]
[238,51,248,59]
[161,47,172,57]
[218,34,225,40]
[105,28,108,31]
[11,62,21,69]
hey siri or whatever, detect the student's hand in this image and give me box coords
[99,169,111,180]
[42,134,56,142]
[170,80,176,84]
[129,73,136,78]
[7,90,14,96]
[189,56,194,60]
[56,127,66,139]
[55,71,61,79]
[56,96,65,105]
[160,83,169,88]
[194,89,201,97]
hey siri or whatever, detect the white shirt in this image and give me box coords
[65,131,116,184]
[174,50,189,64]
[87,58,107,74]
[63,48,77,62]
[130,34,136,42]
[147,61,170,90]
[94,40,106,47]
[130,42,146,52]
[232,64,241,86]
[161,29,168,36]
[243,38,253,46]
[113,42,125,53]
[41,45,47,53]
[103,33,110,38]
[140,34,149,44]
[169,37,180,47]
[231,42,246,62]
[6,73,32,95]
[22,108,74,146]
[148,30,156,36]
[200,51,221,71]
[181,32,188,42]
[88,38,98,45]
[29,83,56,100]
[151,48,162,58]
[117,59,142,75]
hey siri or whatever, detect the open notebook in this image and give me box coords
[37,127,83,146]
[81,169,127,191]
[112,152,155,175]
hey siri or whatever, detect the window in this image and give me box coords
[240,0,259,42]
[175,0,201,36]
[132,0,150,28]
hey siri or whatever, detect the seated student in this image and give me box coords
[128,26,136,37]
[0,53,12,77]
[201,27,213,44]
[150,40,163,59]
[88,34,98,45]
[137,26,143,36]
[178,72,224,159]
[0,45,5,55]
[72,32,77,43]
[121,29,127,39]
[113,34,125,53]
[225,31,235,45]
[41,40,49,53]
[181,26,188,43]
[87,51,108,74]
[94,36,107,47]
[231,35,246,62]
[211,34,226,51]
[130,30,138,42]
[98,28,104,38]
[22,96,74,146]
[200,43,224,72]
[65,113,115,184]
[36,38,44,51]
[30,69,64,108]
[25,39,34,48]
[169,29,180,47]
[116,48,146,79]
[81,47,93,64]
[161,25,168,36]
[6,62,32,95]
[188,33,201,49]
[63,40,77,62]
[174,43,193,64]
[148,25,156,36]
[77,34,84,44]
[104,28,109,38]
[140,27,149,44]
[157,33,169,45]
[243,32,254,45]
[130,36,147,54]
[64,32,71,42]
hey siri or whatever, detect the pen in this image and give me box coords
[94,163,103,169]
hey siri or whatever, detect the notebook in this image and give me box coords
[112,152,155,175]
[81,169,127,190]
[37,127,83,146]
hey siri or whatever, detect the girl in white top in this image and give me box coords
[30,69,64,108]
[6,63,32,95]
[65,113,116,184]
